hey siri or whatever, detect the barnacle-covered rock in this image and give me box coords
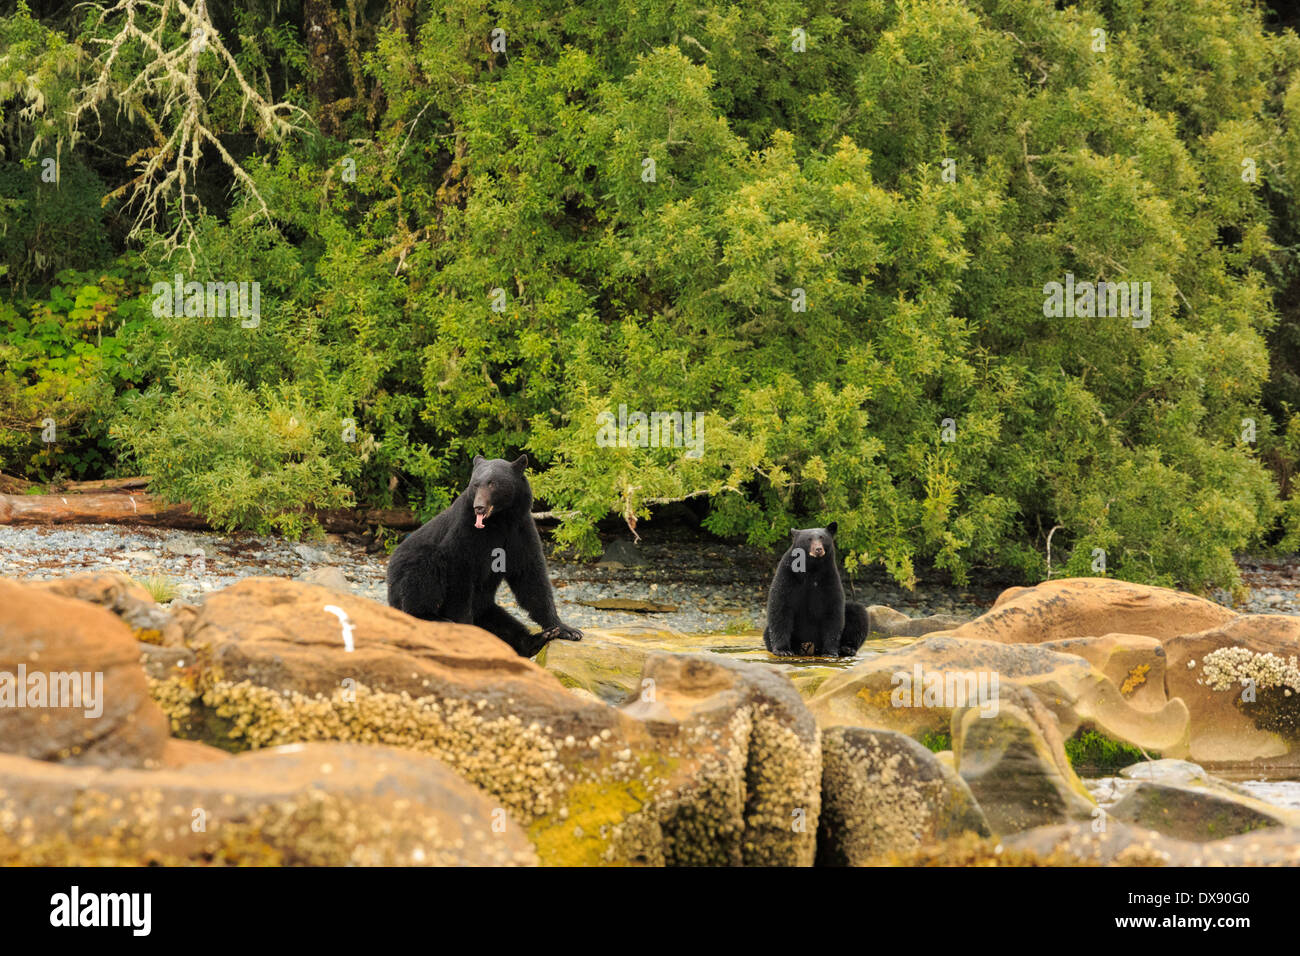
[1164,615,1300,766]
[816,726,989,865]
[0,743,537,865]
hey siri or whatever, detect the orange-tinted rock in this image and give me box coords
[148,577,824,865]
[1164,615,1300,767]
[0,578,169,768]
[1041,633,1168,713]
[941,578,1236,645]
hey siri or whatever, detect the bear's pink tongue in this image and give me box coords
[475,513,486,529]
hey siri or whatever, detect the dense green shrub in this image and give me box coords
[111,360,359,535]
[0,260,149,481]
[4,0,1300,592]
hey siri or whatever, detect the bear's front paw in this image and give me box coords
[543,624,583,642]
[770,647,795,657]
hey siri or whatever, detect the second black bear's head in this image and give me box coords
[789,522,838,568]
[468,454,531,528]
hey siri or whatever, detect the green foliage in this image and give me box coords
[919,730,952,754]
[1063,729,1152,774]
[110,360,358,536]
[133,573,180,604]
[2,0,1300,591]
[923,727,1148,771]
[0,159,114,292]
[0,260,149,480]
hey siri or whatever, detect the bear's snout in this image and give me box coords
[808,539,826,558]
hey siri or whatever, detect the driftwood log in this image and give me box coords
[0,474,153,495]
[0,485,421,534]
[0,474,590,532]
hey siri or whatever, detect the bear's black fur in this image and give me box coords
[762,522,868,657]
[386,454,583,657]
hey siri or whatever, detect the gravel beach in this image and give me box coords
[0,522,1294,634]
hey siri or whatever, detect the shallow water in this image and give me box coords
[587,625,918,673]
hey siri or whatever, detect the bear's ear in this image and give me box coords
[790,527,799,537]
[826,521,838,537]
[511,453,529,473]
[472,455,486,467]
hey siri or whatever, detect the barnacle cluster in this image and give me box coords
[1201,646,1300,695]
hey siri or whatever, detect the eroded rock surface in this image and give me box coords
[940,578,1236,645]
[1165,615,1300,766]
[952,690,1097,834]
[817,726,989,865]
[806,635,1189,757]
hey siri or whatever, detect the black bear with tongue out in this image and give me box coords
[386,454,583,657]
[762,523,869,657]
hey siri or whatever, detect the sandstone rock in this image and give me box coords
[538,631,647,704]
[0,743,537,865]
[159,739,231,768]
[866,606,911,631]
[624,653,822,866]
[999,820,1194,865]
[1118,758,1240,787]
[1041,633,1168,712]
[155,578,637,827]
[1108,778,1300,841]
[867,607,970,638]
[27,570,172,640]
[1003,820,1300,866]
[149,578,823,865]
[0,578,170,768]
[940,578,1236,645]
[1164,615,1300,767]
[952,690,1097,834]
[535,626,865,705]
[817,726,989,865]
[296,566,350,592]
[805,635,1189,757]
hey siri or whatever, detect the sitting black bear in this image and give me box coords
[386,454,582,657]
[762,522,868,657]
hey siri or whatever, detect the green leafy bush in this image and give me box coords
[110,360,358,536]
[0,261,149,481]
[3,0,1300,594]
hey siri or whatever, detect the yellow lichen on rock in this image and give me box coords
[1121,664,1150,696]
